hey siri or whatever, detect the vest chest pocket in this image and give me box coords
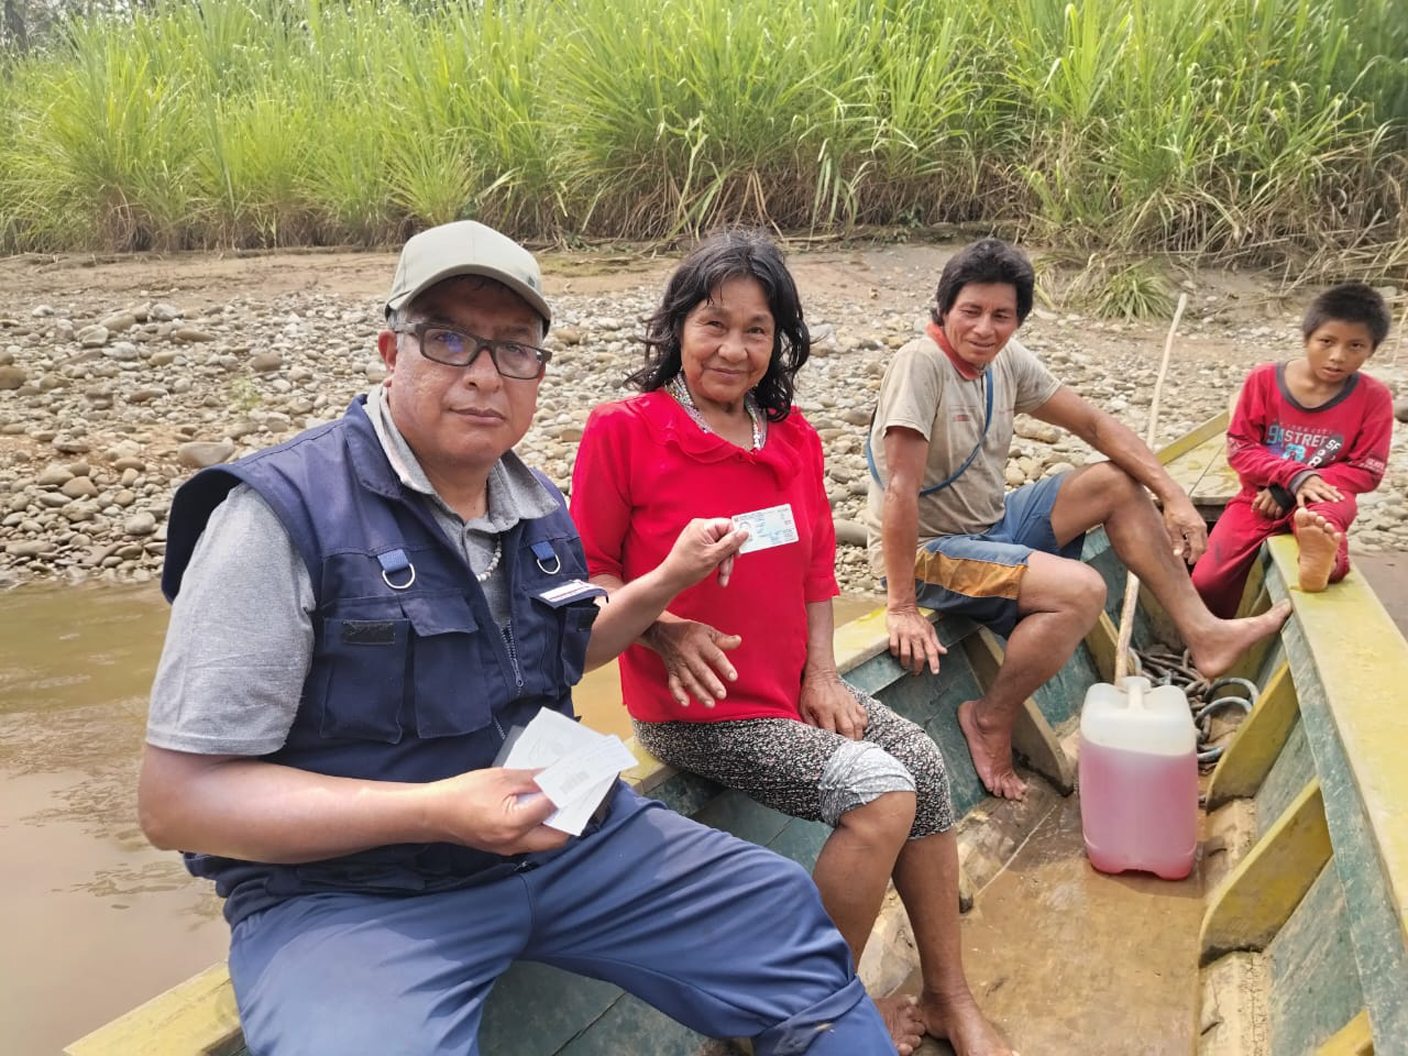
[400,594,501,738]
[529,593,600,688]
[315,615,410,743]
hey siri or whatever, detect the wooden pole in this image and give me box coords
[1113,292,1189,683]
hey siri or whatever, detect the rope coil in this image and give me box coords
[1132,647,1259,767]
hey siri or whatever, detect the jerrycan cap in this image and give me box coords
[1081,674,1197,754]
[1120,675,1152,708]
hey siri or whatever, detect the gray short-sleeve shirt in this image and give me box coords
[862,334,1061,573]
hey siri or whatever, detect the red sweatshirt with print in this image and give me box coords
[1226,362,1391,501]
[1192,362,1392,617]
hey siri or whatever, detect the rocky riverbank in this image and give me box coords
[2,246,1405,593]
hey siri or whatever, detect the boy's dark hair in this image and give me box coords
[932,238,1036,327]
[628,230,809,422]
[1302,283,1391,348]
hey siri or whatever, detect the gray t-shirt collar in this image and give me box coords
[364,386,558,533]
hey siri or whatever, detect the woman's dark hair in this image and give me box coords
[931,238,1036,327]
[627,230,809,421]
[1302,282,1391,348]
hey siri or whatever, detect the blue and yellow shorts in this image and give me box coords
[913,472,1085,637]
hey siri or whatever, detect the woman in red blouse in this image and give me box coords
[570,232,1011,1056]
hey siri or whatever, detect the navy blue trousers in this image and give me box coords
[229,784,890,1054]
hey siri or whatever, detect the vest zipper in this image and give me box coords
[501,624,524,690]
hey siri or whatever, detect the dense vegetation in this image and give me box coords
[0,0,1404,279]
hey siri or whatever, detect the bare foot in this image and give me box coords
[1187,599,1292,679]
[1293,508,1343,593]
[874,992,924,1055]
[958,700,1027,800]
[918,988,1016,1056]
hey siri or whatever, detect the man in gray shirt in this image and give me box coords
[139,221,893,1054]
[869,239,1291,800]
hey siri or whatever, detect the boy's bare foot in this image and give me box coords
[958,700,1026,800]
[919,988,1017,1055]
[1293,508,1343,593]
[874,992,924,1055]
[1187,600,1292,679]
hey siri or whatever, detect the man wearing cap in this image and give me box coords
[138,221,892,1054]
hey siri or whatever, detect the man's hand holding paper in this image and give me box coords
[500,709,638,835]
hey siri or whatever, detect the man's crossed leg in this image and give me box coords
[912,464,1290,800]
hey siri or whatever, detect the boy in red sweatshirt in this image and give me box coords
[1192,283,1394,618]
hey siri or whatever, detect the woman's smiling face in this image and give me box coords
[679,276,775,414]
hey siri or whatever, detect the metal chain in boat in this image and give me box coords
[1130,647,1259,768]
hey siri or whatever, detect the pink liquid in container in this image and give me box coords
[1078,675,1198,880]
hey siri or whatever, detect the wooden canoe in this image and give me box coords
[68,413,1408,1055]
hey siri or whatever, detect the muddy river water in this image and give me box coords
[0,582,878,1054]
[1,583,229,1055]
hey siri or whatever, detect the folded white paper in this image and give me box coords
[536,773,617,837]
[502,709,636,835]
[534,734,638,805]
[502,708,598,769]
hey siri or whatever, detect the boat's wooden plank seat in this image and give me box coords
[1191,454,1242,512]
[1158,409,1230,477]
[1161,427,1223,497]
[1160,410,1239,515]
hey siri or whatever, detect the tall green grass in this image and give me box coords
[0,0,1403,276]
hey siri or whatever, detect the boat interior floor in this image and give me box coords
[903,792,1203,1055]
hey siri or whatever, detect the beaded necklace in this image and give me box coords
[475,535,503,583]
[666,375,766,450]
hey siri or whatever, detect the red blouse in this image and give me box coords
[570,391,839,723]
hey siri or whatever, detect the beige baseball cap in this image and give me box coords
[385,220,551,327]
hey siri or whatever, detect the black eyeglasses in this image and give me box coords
[392,323,551,379]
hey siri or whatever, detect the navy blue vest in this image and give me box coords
[162,397,598,925]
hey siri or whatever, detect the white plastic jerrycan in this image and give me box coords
[1078,675,1198,880]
